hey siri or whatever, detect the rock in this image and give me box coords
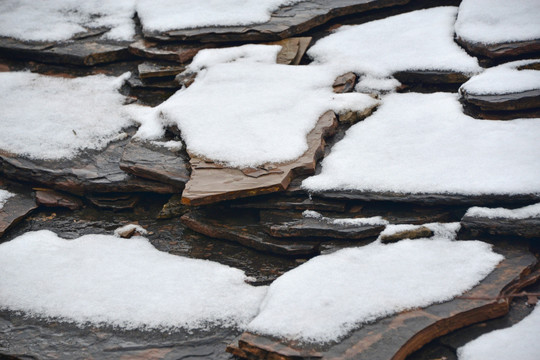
[181,111,338,206]
[181,210,320,257]
[114,224,147,238]
[127,75,182,90]
[0,191,37,238]
[0,37,130,66]
[119,139,190,188]
[138,62,185,80]
[460,88,540,120]
[228,242,539,360]
[157,194,190,219]
[337,103,378,124]
[35,189,83,210]
[86,193,139,210]
[144,0,410,42]
[230,195,346,212]
[267,217,385,239]
[333,72,358,93]
[129,39,218,64]
[0,132,179,196]
[394,70,471,91]
[455,37,540,64]
[270,37,312,65]
[380,226,433,243]
[458,215,540,240]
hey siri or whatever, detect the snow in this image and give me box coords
[457,304,540,360]
[0,190,15,210]
[137,0,300,32]
[465,203,540,219]
[460,60,540,95]
[135,45,378,168]
[303,92,540,195]
[307,7,481,78]
[247,238,503,343]
[0,72,137,160]
[378,222,460,241]
[0,230,267,330]
[114,224,148,237]
[0,0,136,42]
[455,0,540,45]
[302,210,389,226]
[356,75,401,93]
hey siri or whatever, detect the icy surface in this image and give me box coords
[135,45,378,168]
[0,0,136,41]
[0,190,15,210]
[0,230,267,330]
[303,92,540,195]
[458,305,540,360]
[455,0,540,45]
[0,72,135,160]
[308,7,481,78]
[465,203,540,219]
[460,60,540,95]
[247,238,503,343]
[137,0,300,32]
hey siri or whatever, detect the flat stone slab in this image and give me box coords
[380,225,433,243]
[228,242,539,359]
[138,62,185,80]
[145,0,409,42]
[267,217,385,239]
[181,111,338,206]
[0,134,178,196]
[129,39,218,64]
[230,195,345,212]
[458,215,540,240]
[0,37,130,66]
[35,189,83,210]
[0,191,36,239]
[119,139,190,188]
[181,209,320,257]
[455,37,540,63]
[460,88,540,120]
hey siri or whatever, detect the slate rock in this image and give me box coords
[230,195,346,212]
[138,62,185,80]
[144,0,410,42]
[267,217,385,239]
[455,37,540,64]
[35,189,83,210]
[157,194,190,219]
[86,193,140,210]
[0,191,37,239]
[333,72,358,93]
[380,226,433,243]
[458,215,540,240]
[460,88,540,120]
[129,39,218,64]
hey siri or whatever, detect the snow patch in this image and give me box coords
[0,230,267,330]
[114,224,148,237]
[458,305,540,360]
[302,92,540,195]
[247,238,503,343]
[0,72,135,160]
[302,210,388,226]
[465,203,540,219]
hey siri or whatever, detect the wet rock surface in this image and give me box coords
[458,215,540,240]
[0,189,36,238]
[267,217,385,239]
[455,37,540,65]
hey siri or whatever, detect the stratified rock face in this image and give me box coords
[380,225,433,243]
[459,216,540,240]
[228,243,539,360]
[142,0,410,42]
[0,191,36,238]
[268,217,385,239]
[35,190,83,211]
[0,135,179,196]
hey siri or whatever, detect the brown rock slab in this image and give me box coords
[394,70,471,86]
[337,103,378,124]
[333,72,358,93]
[0,37,130,66]
[270,37,312,65]
[127,75,182,90]
[228,242,539,359]
[0,133,179,196]
[455,37,540,63]
[119,139,190,188]
[0,191,37,239]
[138,62,185,80]
[86,193,139,210]
[35,189,83,210]
[128,39,218,64]
[380,225,433,243]
[458,215,540,240]
[181,111,338,206]
[181,209,320,257]
[460,88,540,120]
[145,0,410,42]
[231,195,346,212]
[267,217,385,239]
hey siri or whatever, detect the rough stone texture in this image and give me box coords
[337,103,378,124]
[0,37,130,66]
[380,225,433,243]
[333,72,358,93]
[35,189,83,210]
[270,37,312,65]
[86,193,140,210]
[129,39,218,64]
[267,217,385,239]
[460,88,540,120]
[455,37,540,64]
[181,209,320,257]
[228,242,539,360]
[119,139,190,188]
[230,195,346,212]
[394,70,471,86]
[127,75,182,90]
[458,215,540,240]
[144,0,410,42]
[181,111,338,206]
[157,194,190,219]
[0,134,179,196]
[0,191,36,239]
[138,62,185,79]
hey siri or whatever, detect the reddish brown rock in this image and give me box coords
[128,39,218,64]
[35,189,83,210]
[333,72,358,93]
[458,215,540,240]
[181,111,338,206]
[137,62,185,80]
[380,225,433,243]
[86,193,139,210]
[0,191,37,238]
[270,37,312,65]
[460,88,540,120]
[228,242,539,359]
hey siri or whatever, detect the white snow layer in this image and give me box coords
[247,238,503,343]
[0,230,266,330]
[113,224,148,237]
[135,44,378,168]
[0,72,136,160]
[378,222,461,241]
[455,0,540,45]
[307,7,481,78]
[0,0,136,41]
[303,92,540,195]
[465,203,540,219]
[457,304,540,360]
[137,0,299,32]
[0,190,15,209]
[460,60,540,95]
[302,210,389,226]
